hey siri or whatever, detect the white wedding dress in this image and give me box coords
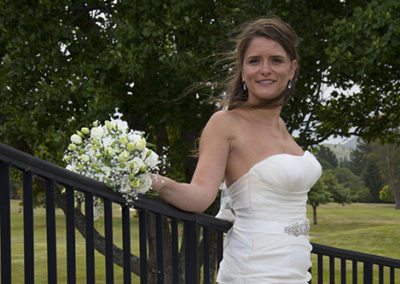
[216,151,322,284]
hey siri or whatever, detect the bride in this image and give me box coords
[152,17,322,283]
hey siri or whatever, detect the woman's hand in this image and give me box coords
[151,174,167,193]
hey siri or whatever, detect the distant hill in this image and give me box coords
[320,137,360,162]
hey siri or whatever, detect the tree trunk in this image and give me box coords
[53,189,141,275]
[393,187,400,209]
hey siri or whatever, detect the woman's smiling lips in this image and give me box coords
[256,79,276,86]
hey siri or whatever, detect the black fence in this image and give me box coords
[1,143,399,283]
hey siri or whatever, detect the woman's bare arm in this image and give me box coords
[151,111,232,212]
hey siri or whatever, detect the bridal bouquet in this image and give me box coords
[63,110,160,204]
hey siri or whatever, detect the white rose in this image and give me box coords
[144,150,159,169]
[135,138,146,151]
[119,135,128,145]
[80,154,90,162]
[137,174,152,194]
[102,136,113,147]
[91,126,105,139]
[118,150,130,162]
[128,157,145,175]
[81,127,90,135]
[70,134,82,144]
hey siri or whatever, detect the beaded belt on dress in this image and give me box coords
[234,219,310,237]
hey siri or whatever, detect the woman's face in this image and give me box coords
[242,37,297,105]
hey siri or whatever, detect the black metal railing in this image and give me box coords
[0,143,231,284]
[310,243,400,284]
[1,143,400,283]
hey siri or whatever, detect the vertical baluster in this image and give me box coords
[0,162,11,284]
[66,186,76,284]
[363,262,373,284]
[329,256,335,284]
[104,199,114,284]
[378,265,384,284]
[156,214,164,284]
[85,192,95,284]
[352,260,358,284]
[341,258,346,284]
[184,220,198,284]
[46,179,57,283]
[389,267,394,284]
[23,171,34,284]
[203,226,210,284]
[171,218,179,284]
[122,206,131,284]
[318,254,323,284]
[138,209,148,284]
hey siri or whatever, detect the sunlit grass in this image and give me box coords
[308,203,400,283]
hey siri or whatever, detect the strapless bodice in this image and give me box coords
[220,151,322,223]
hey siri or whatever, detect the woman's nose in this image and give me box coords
[260,61,272,75]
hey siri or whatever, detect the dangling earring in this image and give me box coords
[242,81,247,92]
[288,80,292,89]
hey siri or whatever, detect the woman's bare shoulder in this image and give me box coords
[209,109,242,124]
[204,110,241,140]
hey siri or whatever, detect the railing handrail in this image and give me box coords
[311,242,400,267]
[133,196,232,232]
[0,142,232,232]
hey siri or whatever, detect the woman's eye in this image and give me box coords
[248,58,259,64]
[271,58,283,64]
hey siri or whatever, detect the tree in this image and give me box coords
[331,167,371,202]
[379,185,395,203]
[316,145,338,169]
[369,142,400,208]
[345,140,384,202]
[308,171,333,225]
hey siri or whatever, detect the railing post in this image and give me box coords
[0,162,11,284]
[184,221,198,284]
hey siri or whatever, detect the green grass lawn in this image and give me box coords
[308,203,400,283]
[7,201,400,283]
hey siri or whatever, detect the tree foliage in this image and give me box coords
[1,0,400,175]
[321,0,400,143]
[316,145,338,169]
[368,142,400,208]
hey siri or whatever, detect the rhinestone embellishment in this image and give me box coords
[284,220,310,237]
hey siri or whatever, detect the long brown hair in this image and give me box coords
[223,17,300,110]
